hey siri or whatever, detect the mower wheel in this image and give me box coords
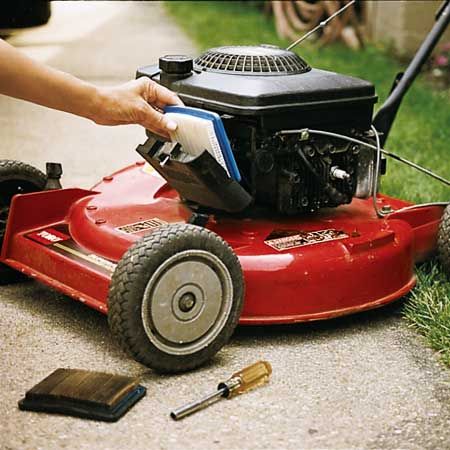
[437,205,450,275]
[0,160,47,285]
[108,223,244,373]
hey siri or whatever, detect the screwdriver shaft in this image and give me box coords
[170,388,226,420]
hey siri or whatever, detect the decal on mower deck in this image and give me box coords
[116,217,168,234]
[27,228,70,246]
[264,228,349,252]
[26,226,117,275]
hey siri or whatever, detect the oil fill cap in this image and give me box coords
[159,55,193,75]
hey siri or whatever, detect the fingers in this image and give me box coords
[137,102,177,139]
[135,78,182,135]
[90,80,181,137]
[138,77,183,109]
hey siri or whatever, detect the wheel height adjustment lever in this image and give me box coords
[44,162,63,190]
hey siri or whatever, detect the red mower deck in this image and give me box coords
[1,162,443,324]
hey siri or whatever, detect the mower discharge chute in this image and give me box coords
[1,1,449,373]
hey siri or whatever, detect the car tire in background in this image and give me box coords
[0,1,51,29]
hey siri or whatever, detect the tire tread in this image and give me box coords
[438,205,450,275]
[0,160,46,285]
[108,223,244,373]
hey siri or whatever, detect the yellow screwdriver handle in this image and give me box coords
[225,360,272,398]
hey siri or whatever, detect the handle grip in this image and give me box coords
[219,360,272,398]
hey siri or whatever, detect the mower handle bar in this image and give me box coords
[373,0,450,146]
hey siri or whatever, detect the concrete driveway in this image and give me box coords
[1,2,450,449]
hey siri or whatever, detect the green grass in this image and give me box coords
[164,1,450,363]
[404,263,450,366]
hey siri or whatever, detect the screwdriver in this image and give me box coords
[170,361,272,421]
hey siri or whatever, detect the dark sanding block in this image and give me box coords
[18,368,146,422]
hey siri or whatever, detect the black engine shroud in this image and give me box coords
[137,45,378,215]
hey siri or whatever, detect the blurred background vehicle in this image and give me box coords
[0,0,51,30]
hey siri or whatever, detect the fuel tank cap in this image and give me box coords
[159,55,193,75]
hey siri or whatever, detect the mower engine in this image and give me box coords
[137,45,379,215]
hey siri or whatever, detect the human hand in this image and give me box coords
[91,77,183,138]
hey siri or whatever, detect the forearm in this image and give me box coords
[0,39,98,120]
[0,39,181,135]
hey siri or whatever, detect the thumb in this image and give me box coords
[138,102,178,135]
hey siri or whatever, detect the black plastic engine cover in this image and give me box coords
[136,45,377,131]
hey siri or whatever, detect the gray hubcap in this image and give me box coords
[141,250,233,355]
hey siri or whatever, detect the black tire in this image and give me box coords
[108,223,244,373]
[0,160,46,285]
[437,205,450,275]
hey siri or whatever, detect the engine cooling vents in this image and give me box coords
[194,45,310,76]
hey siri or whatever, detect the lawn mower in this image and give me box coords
[1,1,449,373]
